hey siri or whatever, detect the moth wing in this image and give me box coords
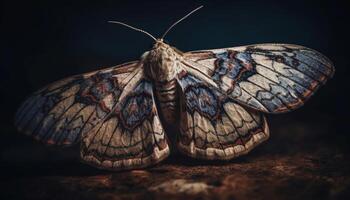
[15,61,139,145]
[183,43,334,113]
[176,70,269,160]
[80,71,169,170]
[15,61,170,170]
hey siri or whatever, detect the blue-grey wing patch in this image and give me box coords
[176,70,269,160]
[184,44,334,113]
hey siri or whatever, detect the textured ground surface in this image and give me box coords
[0,112,348,200]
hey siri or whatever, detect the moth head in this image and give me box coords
[139,39,172,61]
[152,39,170,49]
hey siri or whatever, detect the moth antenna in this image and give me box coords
[161,5,203,40]
[108,21,157,42]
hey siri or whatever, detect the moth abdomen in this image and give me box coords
[154,78,179,125]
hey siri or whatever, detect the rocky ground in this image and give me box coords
[1,112,348,200]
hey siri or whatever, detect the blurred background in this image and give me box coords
[0,0,348,199]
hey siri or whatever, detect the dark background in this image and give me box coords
[0,0,348,199]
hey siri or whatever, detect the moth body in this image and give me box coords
[144,40,182,125]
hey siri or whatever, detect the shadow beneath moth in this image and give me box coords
[15,6,335,171]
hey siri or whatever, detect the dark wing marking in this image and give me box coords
[176,70,269,160]
[81,77,169,170]
[15,61,140,146]
[183,43,334,113]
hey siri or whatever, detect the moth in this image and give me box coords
[15,6,334,170]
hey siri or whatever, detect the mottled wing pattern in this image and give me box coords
[184,44,334,113]
[15,61,139,145]
[81,76,169,170]
[176,71,269,160]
